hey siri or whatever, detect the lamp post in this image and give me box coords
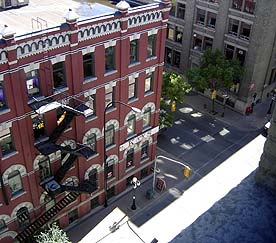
[131,177,140,210]
[104,101,141,207]
[152,155,191,192]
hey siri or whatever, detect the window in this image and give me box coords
[165,47,172,64]
[106,186,115,199]
[240,22,251,40]
[172,50,181,68]
[232,0,242,10]
[105,125,115,147]
[0,80,6,109]
[0,219,6,231]
[68,209,78,225]
[225,44,235,59]
[128,77,137,100]
[193,34,203,51]
[141,141,149,160]
[167,25,174,40]
[147,34,156,57]
[130,39,139,64]
[177,3,185,19]
[105,46,115,72]
[53,61,66,89]
[107,159,114,179]
[228,19,239,36]
[26,69,40,97]
[90,196,100,210]
[43,192,55,211]
[38,156,51,182]
[269,68,276,85]
[127,115,136,137]
[85,133,97,154]
[196,9,206,25]
[207,13,216,28]
[0,127,15,156]
[203,37,213,50]
[83,53,95,79]
[236,48,246,66]
[140,168,148,179]
[17,207,30,230]
[145,72,154,93]
[8,170,23,195]
[85,94,96,117]
[244,0,256,14]
[175,27,183,43]
[126,148,134,168]
[169,4,176,16]
[88,168,98,188]
[32,114,45,139]
[105,86,114,109]
[143,108,151,128]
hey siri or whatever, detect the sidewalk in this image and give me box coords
[183,92,272,132]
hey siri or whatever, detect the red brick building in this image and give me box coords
[0,0,170,242]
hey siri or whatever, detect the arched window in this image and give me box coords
[17,207,30,230]
[85,133,97,154]
[127,115,136,137]
[88,168,98,188]
[141,141,149,160]
[38,156,51,182]
[8,170,23,196]
[126,148,134,168]
[143,108,151,128]
[105,125,115,147]
[107,159,114,179]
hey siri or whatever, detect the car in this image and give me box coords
[262,121,271,137]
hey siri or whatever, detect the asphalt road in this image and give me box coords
[156,104,260,190]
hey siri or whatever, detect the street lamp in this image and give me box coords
[104,101,141,207]
[131,177,140,210]
[152,155,191,193]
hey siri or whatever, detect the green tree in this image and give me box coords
[186,49,244,112]
[35,223,72,243]
[159,71,191,129]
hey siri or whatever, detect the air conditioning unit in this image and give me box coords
[238,50,244,55]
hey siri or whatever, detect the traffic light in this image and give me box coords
[171,101,176,112]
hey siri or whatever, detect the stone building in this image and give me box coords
[164,0,276,113]
[0,0,170,242]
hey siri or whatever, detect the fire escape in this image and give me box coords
[16,97,97,242]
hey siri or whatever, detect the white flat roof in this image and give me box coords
[0,0,117,37]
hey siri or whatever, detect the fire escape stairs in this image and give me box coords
[16,192,79,243]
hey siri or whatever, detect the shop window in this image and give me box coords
[105,86,115,108]
[17,207,30,230]
[32,114,45,140]
[105,125,115,147]
[196,9,206,25]
[38,156,51,182]
[53,61,66,89]
[107,160,114,179]
[126,175,134,187]
[175,26,183,44]
[147,34,156,57]
[130,39,139,64]
[26,69,40,97]
[105,46,115,72]
[85,133,97,154]
[88,168,98,188]
[83,53,95,80]
[127,115,136,137]
[90,196,100,210]
[141,141,149,160]
[143,108,151,128]
[177,3,185,20]
[145,72,154,93]
[68,209,78,225]
[0,81,6,109]
[128,77,137,100]
[0,127,15,156]
[8,170,23,196]
[126,148,134,168]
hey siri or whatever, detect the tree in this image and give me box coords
[187,49,244,112]
[159,71,191,130]
[35,223,72,243]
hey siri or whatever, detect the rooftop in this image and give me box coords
[0,0,118,37]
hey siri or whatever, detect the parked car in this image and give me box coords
[262,121,271,137]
